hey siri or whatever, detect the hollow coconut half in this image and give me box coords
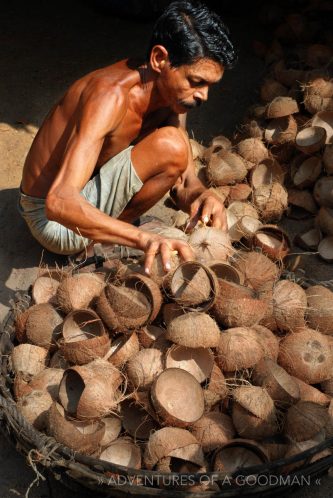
[295,126,327,154]
[166,312,221,349]
[144,427,205,470]
[292,376,331,406]
[236,138,269,164]
[264,115,298,145]
[252,225,290,261]
[204,363,229,411]
[165,344,214,383]
[228,183,252,202]
[99,437,142,470]
[305,285,333,335]
[318,236,333,262]
[61,309,110,365]
[316,207,333,235]
[252,325,279,361]
[284,401,329,442]
[32,269,65,305]
[188,227,234,263]
[272,280,307,332]
[126,348,163,391]
[99,415,122,448]
[234,251,280,293]
[121,272,163,323]
[207,261,243,284]
[191,412,236,453]
[206,150,247,186]
[47,402,105,454]
[120,398,158,440]
[216,327,265,372]
[104,332,140,368]
[312,111,333,144]
[265,96,299,119]
[293,156,322,189]
[29,368,64,400]
[278,328,333,384]
[253,182,288,222]
[56,273,105,314]
[25,303,63,351]
[213,439,269,475]
[294,227,322,251]
[287,189,318,216]
[11,344,48,381]
[137,325,165,348]
[249,158,285,189]
[17,390,53,431]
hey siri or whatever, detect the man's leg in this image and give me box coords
[118,126,188,223]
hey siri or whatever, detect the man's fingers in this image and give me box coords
[201,198,215,224]
[160,242,172,272]
[144,241,159,275]
[174,241,195,262]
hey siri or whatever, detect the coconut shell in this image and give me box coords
[284,401,329,442]
[228,184,252,202]
[49,350,69,369]
[314,177,333,208]
[166,312,221,348]
[249,158,285,189]
[122,273,163,323]
[139,252,180,287]
[253,358,300,407]
[292,376,331,406]
[162,303,185,327]
[273,280,307,332]
[312,111,333,144]
[29,368,64,400]
[14,305,39,343]
[316,207,333,235]
[47,402,105,454]
[58,359,122,419]
[216,327,264,371]
[204,363,228,410]
[213,439,268,474]
[144,427,204,470]
[293,156,322,189]
[100,415,122,447]
[237,138,269,164]
[318,236,333,262]
[278,328,333,383]
[305,285,333,334]
[294,227,322,250]
[61,309,110,365]
[11,344,48,381]
[188,227,234,262]
[207,261,242,284]
[191,412,236,452]
[17,390,52,430]
[165,344,214,383]
[295,127,326,154]
[137,325,165,348]
[120,399,158,440]
[206,150,247,186]
[126,348,163,390]
[323,144,333,174]
[287,189,318,215]
[13,374,32,400]
[32,269,65,305]
[56,273,105,313]
[151,368,204,427]
[96,282,151,332]
[234,251,280,293]
[321,378,333,397]
[25,303,62,351]
[105,332,140,367]
[306,44,333,69]
[283,433,329,472]
[237,216,263,240]
[252,225,290,261]
[99,438,142,469]
[253,182,288,222]
[265,96,299,118]
[252,325,279,361]
[264,115,298,145]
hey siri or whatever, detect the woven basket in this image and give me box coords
[1,290,333,498]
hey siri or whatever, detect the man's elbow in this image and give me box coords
[45,193,62,221]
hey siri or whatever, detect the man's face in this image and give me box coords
[158,58,224,114]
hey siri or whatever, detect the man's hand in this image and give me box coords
[138,232,195,275]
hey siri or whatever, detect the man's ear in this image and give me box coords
[150,45,169,73]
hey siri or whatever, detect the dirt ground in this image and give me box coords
[0,0,333,496]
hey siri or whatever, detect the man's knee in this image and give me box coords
[153,126,188,175]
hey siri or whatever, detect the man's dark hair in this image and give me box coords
[147,1,237,69]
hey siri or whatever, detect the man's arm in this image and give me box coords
[166,113,227,230]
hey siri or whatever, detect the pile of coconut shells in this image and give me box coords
[187,1,333,264]
[8,230,333,490]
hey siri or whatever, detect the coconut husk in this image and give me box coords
[151,368,204,427]
[122,273,163,323]
[13,374,32,400]
[213,439,268,474]
[258,290,278,332]
[126,348,163,391]
[284,401,329,442]
[49,350,69,369]
[253,358,300,407]
[96,282,151,333]
[100,415,122,447]
[237,138,269,164]
[17,390,53,430]
[236,216,263,241]
[162,303,185,328]
[249,158,285,189]
[166,312,221,349]
[11,344,48,381]
[120,399,158,440]
[165,344,214,383]
[294,227,322,250]
[234,251,280,293]
[206,150,247,186]
[25,303,62,351]
[252,225,290,261]
[47,402,105,454]
[252,325,279,361]
[207,261,242,284]
[292,376,331,406]
[188,227,234,262]
[305,285,333,334]
[32,269,65,305]
[56,273,105,313]
[264,115,298,145]
[204,363,229,411]
[14,304,39,343]
[318,236,333,262]
[260,79,288,103]
[99,437,142,469]
[293,156,322,189]
[314,177,333,208]
[144,427,204,470]
[273,280,307,332]
[191,412,236,452]
[265,96,299,119]
[58,359,122,419]
[312,111,333,144]
[253,182,288,222]
[323,144,333,173]
[203,136,232,164]
[278,328,333,384]
[216,327,264,371]
[61,309,110,365]
[138,252,180,287]
[104,332,140,368]
[295,127,326,155]
[317,207,333,236]
[270,143,295,164]
[287,189,318,215]
[235,119,264,141]
[228,184,252,202]
[29,368,64,400]
[137,325,165,348]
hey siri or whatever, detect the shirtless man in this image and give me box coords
[19,0,236,274]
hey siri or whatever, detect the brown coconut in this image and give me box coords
[11,344,48,381]
[139,252,180,287]
[137,325,165,348]
[252,325,279,361]
[49,350,69,369]
[287,189,318,215]
[312,111,333,144]
[316,207,333,235]
[204,363,229,410]
[295,127,327,154]
[318,236,333,262]
[188,227,233,262]
[96,282,151,332]
[61,309,110,365]
[252,225,290,261]
[265,96,299,119]
[314,177,333,208]
[323,144,333,173]
[122,273,163,323]
[191,412,236,452]
[250,158,285,189]
[216,327,264,372]
[58,359,122,419]
[25,303,62,351]
[232,386,278,439]
[144,427,204,470]
[292,376,331,406]
[294,227,322,251]
[253,182,288,222]
[237,216,263,240]
[206,150,247,186]
[165,345,214,383]
[284,401,329,442]
[126,348,163,390]
[228,183,252,202]
[213,439,268,475]
[237,138,269,164]
[105,332,140,368]
[207,261,242,284]
[293,156,322,189]
[253,357,300,407]
[56,273,105,313]
[234,251,280,293]
[273,280,307,332]
[100,415,122,447]
[162,303,185,327]
[278,328,333,383]
[99,438,142,469]
[47,402,105,454]
[14,304,39,343]
[305,285,333,335]
[264,115,298,145]
[120,399,158,440]
[17,390,52,430]
[166,312,221,349]
[29,368,64,400]
[32,269,65,305]
[151,368,204,427]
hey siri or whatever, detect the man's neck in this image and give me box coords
[136,63,168,114]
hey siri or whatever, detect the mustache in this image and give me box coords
[178,98,203,110]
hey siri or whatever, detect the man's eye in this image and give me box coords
[189,79,204,87]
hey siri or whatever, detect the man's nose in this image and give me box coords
[194,86,209,102]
